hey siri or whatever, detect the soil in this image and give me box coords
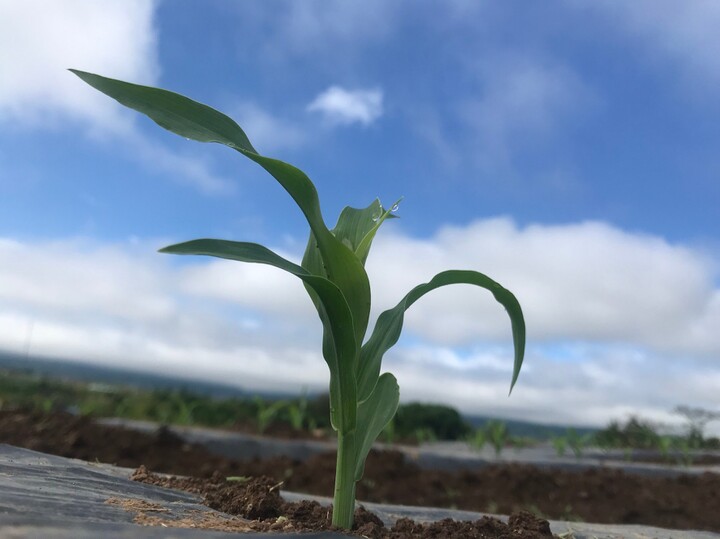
[624,453,720,466]
[129,465,554,538]
[232,420,332,441]
[2,410,719,535]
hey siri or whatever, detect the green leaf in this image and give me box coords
[352,198,401,266]
[300,197,394,333]
[159,239,358,431]
[71,69,372,350]
[241,156,372,348]
[354,372,399,480]
[357,270,525,401]
[331,200,383,255]
[70,69,258,153]
[219,156,372,347]
[329,198,399,266]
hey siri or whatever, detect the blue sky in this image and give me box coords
[1,1,719,433]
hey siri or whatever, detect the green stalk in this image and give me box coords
[332,429,357,528]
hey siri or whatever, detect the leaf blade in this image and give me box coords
[354,372,399,481]
[327,198,398,266]
[159,239,358,431]
[72,69,372,350]
[358,270,525,401]
[70,69,257,152]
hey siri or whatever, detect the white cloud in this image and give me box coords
[0,238,173,322]
[178,257,313,320]
[308,86,383,126]
[0,237,327,393]
[367,218,719,358]
[281,2,396,49]
[0,219,718,432]
[0,0,231,195]
[575,0,720,87]
[232,1,399,58]
[0,0,158,132]
[233,103,305,154]
[457,57,597,170]
[387,344,720,436]
[127,134,236,195]
[0,311,327,395]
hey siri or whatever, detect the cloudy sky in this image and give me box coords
[1,1,719,434]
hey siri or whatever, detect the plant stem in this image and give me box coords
[332,429,357,529]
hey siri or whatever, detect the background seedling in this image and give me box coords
[287,391,311,432]
[485,420,510,457]
[253,396,287,435]
[551,435,568,457]
[566,428,590,459]
[469,428,487,455]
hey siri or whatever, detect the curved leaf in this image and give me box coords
[238,153,372,348]
[159,239,358,431]
[71,69,371,349]
[354,372,399,481]
[70,70,258,153]
[353,198,401,265]
[358,270,525,402]
[329,198,399,265]
[300,197,395,335]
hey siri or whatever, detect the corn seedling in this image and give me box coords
[551,435,568,457]
[287,393,309,431]
[566,428,589,459]
[71,70,526,529]
[413,427,437,444]
[469,428,487,452]
[676,437,694,467]
[485,420,510,456]
[657,435,673,462]
[253,397,287,434]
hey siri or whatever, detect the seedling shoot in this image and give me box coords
[71,69,526,529]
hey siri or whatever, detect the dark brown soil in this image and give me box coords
[231,419,332,441]
[131,465,554,538]
[2,410,719,534]
[626,453,720,466]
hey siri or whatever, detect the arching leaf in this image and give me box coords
[354,372,399,480]
[71,70,371,349]
[159,239,358,431]
[358,270,525,402]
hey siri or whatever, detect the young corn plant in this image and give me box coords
[551,435,568,457]
[565,427,590,460]
[484,420,510,457]
[253,397,287,435]
[71,70,526,529]
[287,392,310,431]
[657,435,673,463]
[469,428,487,452]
